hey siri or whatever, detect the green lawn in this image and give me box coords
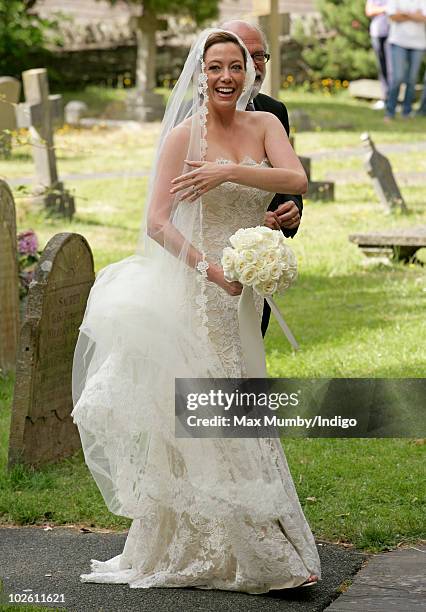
[0,87,424,552]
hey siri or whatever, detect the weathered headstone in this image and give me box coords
[15,68,75,218]
[0,76,21,159]
[8,232,94,468]
[289,109,314,132]
[64,100,88,126]
[307,181,335,201]
[361,132,407,213]
[291,134,334,201]
[0,180,20,373]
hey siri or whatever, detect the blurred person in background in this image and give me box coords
[385,0,426,120]
[365,0,391,109]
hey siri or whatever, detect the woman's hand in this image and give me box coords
[170,160,231,202]
[207,263,243,296]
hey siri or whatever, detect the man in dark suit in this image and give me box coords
[222,20,303,337]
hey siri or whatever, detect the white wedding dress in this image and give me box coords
[71,157,321,594]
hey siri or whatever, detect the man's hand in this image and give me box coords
[264,211,280,230]
[275,200,301,229]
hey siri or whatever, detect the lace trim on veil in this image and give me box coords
[195,57,210,341]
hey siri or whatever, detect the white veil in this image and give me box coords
[71,29,303,526]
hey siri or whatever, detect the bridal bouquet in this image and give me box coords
[221,226,297,297]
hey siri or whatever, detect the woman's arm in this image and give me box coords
[409,10,426,22]
[147,126,242,295]
[171,113,307,197]
[226,113,308,194]
[389,12,414,21]
[366,0,387,17]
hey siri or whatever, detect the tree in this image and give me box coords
[295,0,377,81]
[0,0,61,77]
[106,0,219,92]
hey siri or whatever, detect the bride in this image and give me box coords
[71,28,321,594]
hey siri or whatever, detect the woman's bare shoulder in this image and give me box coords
[237,109,278,127]
[164,120,191,151]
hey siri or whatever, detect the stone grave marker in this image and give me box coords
[0,76,21,159]
[8,232,94,468]
[15,68,75,218]
[289,109,314,132]
[291,134,334,201]
[64,100,88,126]
[361,132,407,213]
[0,180,20,373]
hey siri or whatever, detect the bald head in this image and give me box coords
[220,20,268,51]
[220,20,268,99]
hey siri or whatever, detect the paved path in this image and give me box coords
[0,526,365,612]
[325,545,426,612]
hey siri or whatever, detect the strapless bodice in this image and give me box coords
[200,157,273,265]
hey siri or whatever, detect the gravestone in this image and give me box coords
[0,180,20,373]
[0,76,21,159]
[291,134,334,201]
[8,232,95,468]
[361,133,407,213]
[15,68,75,218]
[64,100,88,125]
[289,109,314,132]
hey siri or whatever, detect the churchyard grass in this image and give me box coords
[0,87,424,551]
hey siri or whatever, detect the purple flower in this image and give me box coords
[18,229,38,255]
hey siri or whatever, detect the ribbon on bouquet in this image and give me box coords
[265,296,299,351]
[238,286,267,377]
[238,286,299,377]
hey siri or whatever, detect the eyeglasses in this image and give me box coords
[251,52,270,64]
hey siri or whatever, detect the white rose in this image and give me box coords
[256,265,273,283]
[241,248,258,264]
[230,228,261,250]
[261,280,278,295]
[264,250,279,266]
[239,265,257,285]
[270,264,282,280]
[221,247,235,269]
[256,225,274,236]
[234,254,247,276]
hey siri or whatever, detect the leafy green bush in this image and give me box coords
[294,0,378,81]
[0,0,60,77]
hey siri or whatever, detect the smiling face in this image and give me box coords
[204,42,246,109]
[221,22,266,98]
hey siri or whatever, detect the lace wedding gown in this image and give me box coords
[71,157,321,594]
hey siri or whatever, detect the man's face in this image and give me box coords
[222,25,266,98]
